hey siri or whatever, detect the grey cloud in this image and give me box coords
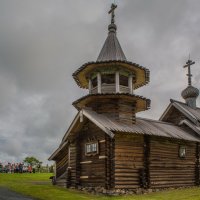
[0,0,200,164]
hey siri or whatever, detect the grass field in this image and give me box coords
[0,173,200,200]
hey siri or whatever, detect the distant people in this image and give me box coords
[8,163,11,173]
[19,163,23,173]
[23,164,28,173]
[0,163,3,173]
[0,162,39,174]
[15,163,19,173]
[11,164,14,173]
[28,165,32,173]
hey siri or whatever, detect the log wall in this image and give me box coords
[89,99,136,124]
[149,136,196,188]
[55,125,199,190]
[114,134,144,189]
[55,145,68,179]
[68,143,77,187]
[105,135,115,189]
[195,143,200,185]
[77,121,107,187]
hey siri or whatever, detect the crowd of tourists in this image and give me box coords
[0,162,34,173]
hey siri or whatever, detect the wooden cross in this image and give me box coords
[108,3,117,24]
[183,59,195,86]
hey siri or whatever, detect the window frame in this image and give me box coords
[179,145,186,159]
[85,142,99,156]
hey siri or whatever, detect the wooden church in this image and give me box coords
[49,4,200,192]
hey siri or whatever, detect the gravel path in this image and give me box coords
[0,187,35,200]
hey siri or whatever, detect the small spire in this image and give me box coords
[183,57,195,86]
[108,3,117,25]
[97,3,126,62]
[108,3,118,33]
[181,57,199,109]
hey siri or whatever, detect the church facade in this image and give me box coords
[49,4,200,192]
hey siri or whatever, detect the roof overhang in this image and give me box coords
[49,109,115,160]
[48,141,68,161]
[49,104,200,161]
[73,93,151,113]
[73,61,150,89]
[179,119,200,137]
[160,99,198,125]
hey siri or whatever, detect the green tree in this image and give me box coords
[23,156,42,167]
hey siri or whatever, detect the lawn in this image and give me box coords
[0,173,200,200]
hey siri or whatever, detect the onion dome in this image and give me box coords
[181,85,199,99]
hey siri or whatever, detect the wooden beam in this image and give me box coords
[97,72,101,93]
[89,79,92,94]
[99,156,107,159]
[129,74,133,94]
[80,176,89,179]
[80,161,92,164]
[115,71,120,93]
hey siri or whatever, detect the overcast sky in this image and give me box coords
[0,0,200,164]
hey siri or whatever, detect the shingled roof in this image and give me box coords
[64,109,200,144]
[160,99,200,125]
[172,100,200,122]
[82,109,200,142]
[49,108,200,160]
[97,24,127,62]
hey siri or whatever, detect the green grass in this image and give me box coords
[0,173,200,200]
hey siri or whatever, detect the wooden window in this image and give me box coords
[120,74,129,86]
[85,142,99,155]
[179,146,186,158]
[101,74,115,84]
[92,77,97,87]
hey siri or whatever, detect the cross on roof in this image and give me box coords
[183,58,195,86]
[108,3,117,24]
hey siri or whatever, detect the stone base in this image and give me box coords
[75,186,196,196]
[77,186,151,195]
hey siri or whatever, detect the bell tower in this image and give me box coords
[72,4,150,124]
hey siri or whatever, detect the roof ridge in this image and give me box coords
[171,98,200,109]
[85,110,177,126]
[170,99,185,104]
[137,117,178,125]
